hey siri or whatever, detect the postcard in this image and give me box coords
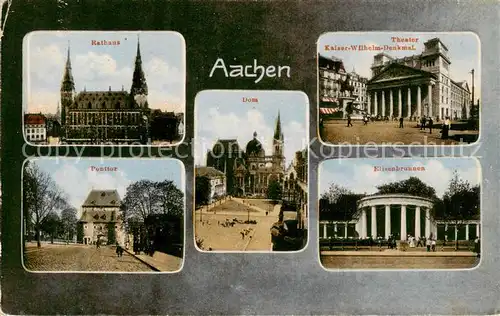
[194,90,309,252]
[319,157,481,269]
[23,31,185,145]
[318,32,480,145]
[22,158,185,272]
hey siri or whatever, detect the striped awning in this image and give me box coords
[321,97,338,103]
[320,107,342,114]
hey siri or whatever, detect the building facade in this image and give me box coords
[79,189,125,246]
[196,166,227,203]
[24,113,47,143]
[207,112,285,196]
[367,38,471,120]
[283,149,308,230]
[60,40,182,144]
[319,193,480,241]
[318,54,368,118]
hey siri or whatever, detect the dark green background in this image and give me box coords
[2,1,500,315]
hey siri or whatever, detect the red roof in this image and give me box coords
[24,114,46,125]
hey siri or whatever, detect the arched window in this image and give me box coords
[88,102,92,109]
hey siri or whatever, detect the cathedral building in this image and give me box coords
[206,112,285,196]
[60,40,152,144]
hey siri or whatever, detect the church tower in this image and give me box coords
[130,37,149,107]
[60,43,75,126]
[273,111,285,169]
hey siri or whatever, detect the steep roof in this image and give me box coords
[24,114,46,125]
[82,189,121,207]
[79,209,120,223]
[196,166,225,178]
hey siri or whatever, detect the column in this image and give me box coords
[415,206,421,238]
[367,92,371,114]
[465,224,469,241]
[381,90,386,117]
[389,89,394,118]
[425,208,431,238]
[428,84,433,117]
[385,205,391,239]
[398,88,402,117]
[401,205,407,240]
[371,206,377,238]
[407,87,412,118]
[362,209,367,238]
[477,223,480,238]
[417,85,422,117]
[323,223,327,238]
[345,223,348,238]
[334,223,338,237]
[454,224,458,242]
[374,91,378,116]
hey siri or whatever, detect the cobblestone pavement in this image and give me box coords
[195,199,278,251]
[321,120,476,145]
[321,252,479,269]
[24,243,154,272]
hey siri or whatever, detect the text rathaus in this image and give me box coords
[60,40,150,144]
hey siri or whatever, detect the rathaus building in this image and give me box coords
[366,38,471,120]
[206,112,285,196]
[60,41,151,144]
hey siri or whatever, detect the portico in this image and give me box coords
[366,64,437,119]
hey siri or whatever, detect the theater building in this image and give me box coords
[366,38,471,120]
[79,189,125,246]
[319,193,480,241]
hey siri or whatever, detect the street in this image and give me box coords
[195,199,279,251]
[24,243,154,272]
[320,119,478,145]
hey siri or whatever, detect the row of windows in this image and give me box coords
[68,112,142,125]
[25,128,45,133]
[27,134,45,140]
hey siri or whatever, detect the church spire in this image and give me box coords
[61,42,75,92]
[130,35,148,104]
[273,110,283,141]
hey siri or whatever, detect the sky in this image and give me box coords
[319,158,480,199]
[23,31,185,114]
[27,158,184,217]
[194,91,309,167]
[318,32,481,100]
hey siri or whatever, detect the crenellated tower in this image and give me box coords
[130,37,149,108]
[60,43,75,126]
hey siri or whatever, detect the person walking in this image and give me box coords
[427,117,433,134]
[426,237,431,252]
[346,114,353,127]
[399,117,404,128]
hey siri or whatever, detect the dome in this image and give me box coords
[246,132,265,157]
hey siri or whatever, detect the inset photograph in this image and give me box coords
[319,158,480,269]
[23,158,184,272]
[23,31,185,145]
[318,32,480,145]
[194,90,308,252]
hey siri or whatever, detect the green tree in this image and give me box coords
[40,212,62,244]
[107,222,116,245]
[267,180,282,203]
[320,184,364,237]
[24,163,68,247]
[60,207,78,242]
[432,171,480,250]
[156,180,184,217]
[195,176,211,207]
[376,176,437,199]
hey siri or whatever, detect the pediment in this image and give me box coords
[369,64,434,84]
